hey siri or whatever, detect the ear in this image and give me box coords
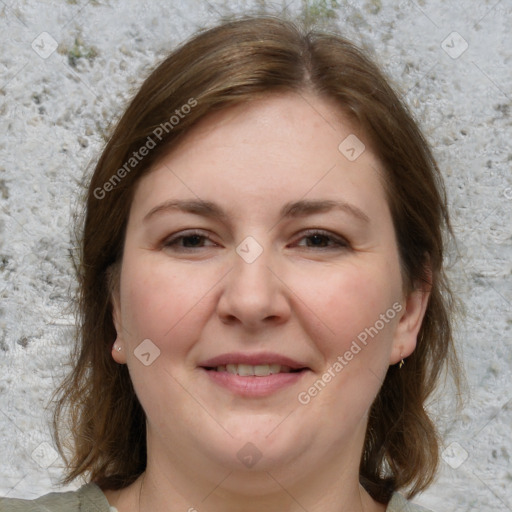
[109,265,127,365]
[390,273,431,365]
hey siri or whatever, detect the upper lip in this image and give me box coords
[199,352,310,370]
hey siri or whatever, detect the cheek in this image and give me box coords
[118,258,214,427]
[310,262,397,327]
[293,268,401,430]
[291,258,402,376]
[119,255,212,347]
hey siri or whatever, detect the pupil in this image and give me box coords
[186,235,201,246]
[310,235,324,246]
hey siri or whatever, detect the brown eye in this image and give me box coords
[163,230,217,250]
[294,230,349,250]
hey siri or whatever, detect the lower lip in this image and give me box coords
[201,368,308,397]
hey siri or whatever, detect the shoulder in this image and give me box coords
[0,483,113,512]
[386,492,434,512]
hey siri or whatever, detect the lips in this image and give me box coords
[212,363,295,376]
[199,352,311,396]
[199,352,310,374]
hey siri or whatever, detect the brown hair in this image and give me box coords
[52,14,463,503]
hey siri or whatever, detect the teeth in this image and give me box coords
[254,364,271,376]
[226,364,238,375]
[269,363,282,374]
[237,364,253,377]
[218,363,293,376]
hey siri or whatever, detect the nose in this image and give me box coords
[216,241,291,330]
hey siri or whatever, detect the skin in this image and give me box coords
[103,92,430,512]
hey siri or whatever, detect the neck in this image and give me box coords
[132,448,384,512]
[102,419,387,512]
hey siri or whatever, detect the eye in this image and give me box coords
[161,229,349,252]
[293,229,349,250]
[162,230,218,251]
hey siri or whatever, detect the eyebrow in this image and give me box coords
[143,198,370,224]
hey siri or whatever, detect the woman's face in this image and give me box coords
[111,92,427,489]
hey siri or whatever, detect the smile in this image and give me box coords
[198,352,311,396]
[207,363,301,376]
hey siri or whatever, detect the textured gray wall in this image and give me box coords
[0,1,511,510]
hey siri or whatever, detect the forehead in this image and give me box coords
[170,92,360,156]
[130,92,387,221]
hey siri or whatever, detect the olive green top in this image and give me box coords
[0,483,433,511]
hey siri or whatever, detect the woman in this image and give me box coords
[1,15,462,512]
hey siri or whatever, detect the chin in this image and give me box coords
[204,420,306,472]
[207,444,300,496]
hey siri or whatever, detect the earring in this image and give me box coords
[399,354,405,369]
[114,343,122,352]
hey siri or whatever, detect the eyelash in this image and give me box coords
[162,229,349,251]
